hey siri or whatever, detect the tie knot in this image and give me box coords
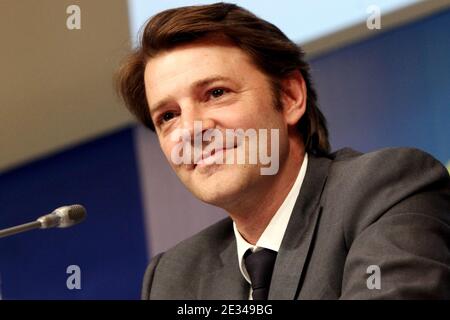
[244,248,277,299]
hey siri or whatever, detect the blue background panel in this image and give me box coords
[0,127,147,299]
[311,8,450,164]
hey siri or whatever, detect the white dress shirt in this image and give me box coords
[233,153,308,299]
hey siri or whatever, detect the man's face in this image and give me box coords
[144,39,291,209]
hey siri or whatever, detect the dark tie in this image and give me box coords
[244,248,277,300]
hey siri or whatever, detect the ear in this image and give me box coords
[279,70,307,126]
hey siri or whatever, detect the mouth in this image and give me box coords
[194,145,237,169]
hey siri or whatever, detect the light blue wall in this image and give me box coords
[127,0,419,45]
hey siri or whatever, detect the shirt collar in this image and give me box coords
[233,153,308,284]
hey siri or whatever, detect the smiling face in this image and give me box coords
[144,38,300,210]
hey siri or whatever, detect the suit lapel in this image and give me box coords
[269,155,331,299]
[197,226,249,299]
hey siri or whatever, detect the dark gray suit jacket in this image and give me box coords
[142,148,450,299]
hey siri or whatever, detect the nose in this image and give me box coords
[180,104,216,143]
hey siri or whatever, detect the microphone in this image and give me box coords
[0,204,86,239]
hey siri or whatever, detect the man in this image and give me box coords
[116,3,450,299]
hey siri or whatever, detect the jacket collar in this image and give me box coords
[269,154,331,299]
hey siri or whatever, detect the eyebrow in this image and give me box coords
[149,75,234,116]
[191,75,232,90]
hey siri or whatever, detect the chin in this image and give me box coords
[184,163,259,208]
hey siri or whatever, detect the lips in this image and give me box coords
[194,145,237,167]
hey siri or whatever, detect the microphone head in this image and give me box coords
[55,204,87,228]
[38,204,87,229]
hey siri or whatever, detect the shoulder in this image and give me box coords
[330,147,447,173]
[141,216,234,299]
[327,146,449,191]
[163,216,234,259]
[149,215,233,267]
[323,147,450,243]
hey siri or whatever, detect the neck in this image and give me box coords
[229,137,305,244]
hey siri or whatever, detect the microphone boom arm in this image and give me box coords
[0,221,42,238]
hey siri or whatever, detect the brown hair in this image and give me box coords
[116,2,330,155]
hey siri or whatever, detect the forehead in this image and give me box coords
[144,39,259,96]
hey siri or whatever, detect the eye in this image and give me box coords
[157,111,176,125]
[162,112,175,122]
[211,88,224,98]
[208,88,227,99]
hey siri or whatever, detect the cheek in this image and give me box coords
[213,102,274,130]
[216,112,251,129]
[159,139,177,165]
[237,109,282,131]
